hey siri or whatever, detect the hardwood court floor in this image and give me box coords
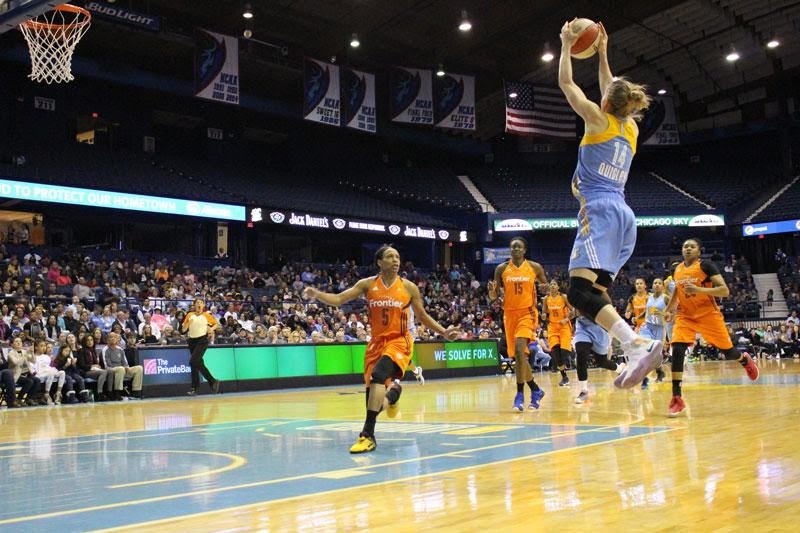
[0,358,798,532]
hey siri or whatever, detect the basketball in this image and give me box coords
[570,18,601,59]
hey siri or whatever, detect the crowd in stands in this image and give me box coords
[776,249,800,313]
[0,239,785,408]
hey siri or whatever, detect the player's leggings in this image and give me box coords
[575,342,617,381]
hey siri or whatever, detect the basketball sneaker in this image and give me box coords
[641,377,649,390]
[575,390,589,404]
[615,362,626,374]
[385,380,402,419]
[349,433,376,454]
[558,375,570,387]
[655,367,666,383]
[740,352,759,381]
[413,365,425,385]
[528,389,545,410]
[513,392,524,412]
[668,395,686,417]
[614,338,663,389]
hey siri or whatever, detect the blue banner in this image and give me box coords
[341,66,376,133]
[434,73,475,131]
[391,67,433,125]
[742,219,800,237]
[0,178,246,221]
[303,57,340,127]
[194,29,239,105]
[83,1,161,31]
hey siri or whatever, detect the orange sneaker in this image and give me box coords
[668,395,685,417]
[740,352,759,381]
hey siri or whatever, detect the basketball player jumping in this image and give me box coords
[303,245,460,453]
[488,237,548,411]
[558,19,662,388]
[663,238,759,417]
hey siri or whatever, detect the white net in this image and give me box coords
[19,4,91,84]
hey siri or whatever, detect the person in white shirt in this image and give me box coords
[138,313,161,340]
[32,340,66,404]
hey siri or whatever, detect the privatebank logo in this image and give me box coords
[143,359,158,375]
[270,211,285,223]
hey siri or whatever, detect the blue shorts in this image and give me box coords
[640,323,665,342]
[568,195,636,276]
[572,317,609,355]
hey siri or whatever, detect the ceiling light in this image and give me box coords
[436,64,445,77]
[726,50,740,62]
[458,10,472,32]
[242,3,253,19]
[767,38,780,49]
[350,33,360,48]
[657,89,667,95]
[508,91,518,99]
[541,51,554,62]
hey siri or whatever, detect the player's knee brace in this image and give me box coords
[370,356,397,385]
[567,277,607,320]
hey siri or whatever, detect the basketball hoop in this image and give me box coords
[19,3,91,84]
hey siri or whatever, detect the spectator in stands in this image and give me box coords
[138,312,161,340]
[0,349,21,408]
[54,343,87,403]
[761,325,778,359]
[138,324,159,345]
[787,310,799,326]
[7,335,43,406]
[73,277,94,300]
[103,332,143,400]
[32,340,66,404]
[77,334,112,401]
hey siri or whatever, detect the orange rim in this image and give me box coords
[20,4,91,32]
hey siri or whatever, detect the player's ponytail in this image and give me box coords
[607,77,651,120]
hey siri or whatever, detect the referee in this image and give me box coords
[182,298,221,395]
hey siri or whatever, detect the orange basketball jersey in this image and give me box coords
[502,260,537,311]
[546,293,569,324]
[631,293,648,325]
[366,276,412,340]
[674,260,719,318]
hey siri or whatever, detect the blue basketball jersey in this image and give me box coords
[645,294,667,327]
[571,113,638,201]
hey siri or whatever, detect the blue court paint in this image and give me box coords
[0,418,672,530]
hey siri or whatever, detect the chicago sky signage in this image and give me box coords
[250,207,472,242]
[493,214,725,232]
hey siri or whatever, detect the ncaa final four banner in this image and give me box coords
[434,73,475,131]
[303,57,341,126]
[640,96,680,145]
[390,67,433,125]
[341,67,376,133]
[194,29,239,105]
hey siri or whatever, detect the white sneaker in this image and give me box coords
[575,390,589,404]
[614,338,663,389]
[413,366,425,385]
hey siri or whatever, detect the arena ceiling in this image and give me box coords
[3,0,800,139]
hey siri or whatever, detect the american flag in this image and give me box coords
[504,81,576,138]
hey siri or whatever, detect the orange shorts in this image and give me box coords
[504,307,538,358]
[672,311,732,350]
[364,335,414,386]
[547,324,573,351]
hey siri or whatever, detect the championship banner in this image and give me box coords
[194,29,239,105]
[390,67,433,125]
[303,57,341,126]
[434,73,475,130]
[641,96,679,145]
[341,67,376,133]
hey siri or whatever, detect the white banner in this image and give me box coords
[642,96,679,145]
[194,30,239,105]
[435,73,475,130]
[303,57,341,126]
[341,67,376,133]
[391,67,433,125]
